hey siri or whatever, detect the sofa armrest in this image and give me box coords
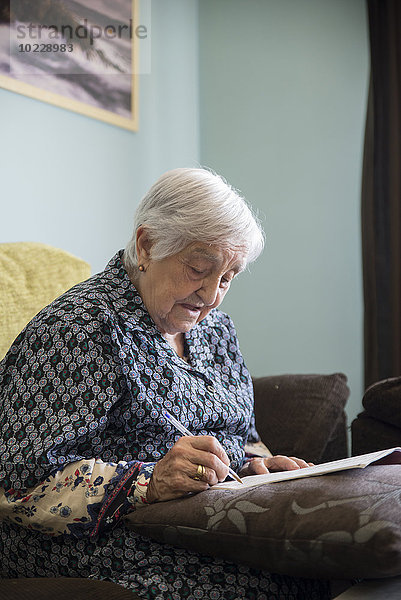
[252,373,349,464]
[351,411,401,456]
[351,376,401,455]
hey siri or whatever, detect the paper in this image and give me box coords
[213,447,401,490]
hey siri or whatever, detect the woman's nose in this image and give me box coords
[198,277,220,307]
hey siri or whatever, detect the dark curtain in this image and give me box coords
[363,0,401,388]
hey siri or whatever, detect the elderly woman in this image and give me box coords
[0,169,330,599]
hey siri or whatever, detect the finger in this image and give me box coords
[190,463,220,486]
[187,450,229,483]
[264,455,303,472]
[244,457,269,475]
[186,435,230,466]
[288,456,312,469]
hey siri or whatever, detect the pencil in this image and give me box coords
[163,409,244,485]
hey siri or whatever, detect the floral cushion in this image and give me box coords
[125,465,401,579]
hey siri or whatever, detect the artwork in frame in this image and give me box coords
[0,0,142,131]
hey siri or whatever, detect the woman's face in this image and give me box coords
[135,237,245,337]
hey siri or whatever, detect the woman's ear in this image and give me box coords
[136,225,153,266]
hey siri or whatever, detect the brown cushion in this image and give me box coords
[321,411,348,463]
[253,373,349,463]
[362,377,401,428]
[126,465,401,580]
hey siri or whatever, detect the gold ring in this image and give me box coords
[193,464,206,481]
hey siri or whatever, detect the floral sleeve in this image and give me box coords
[0,459,155,537]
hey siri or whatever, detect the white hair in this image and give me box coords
[124,168,265,270]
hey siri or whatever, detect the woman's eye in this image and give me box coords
[190,267,204,275]
[220,277,231,287]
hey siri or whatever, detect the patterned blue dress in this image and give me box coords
[0,252,330,599]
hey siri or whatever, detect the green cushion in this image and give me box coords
[0,242,90,360]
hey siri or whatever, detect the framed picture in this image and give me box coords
[0,0,142,131]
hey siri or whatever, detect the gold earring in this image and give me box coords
[138,264,145,272]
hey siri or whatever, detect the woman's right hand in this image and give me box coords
[146,436,230,503]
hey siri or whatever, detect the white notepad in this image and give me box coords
[213,447,401,490]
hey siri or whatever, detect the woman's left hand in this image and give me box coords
[238,455,313,477]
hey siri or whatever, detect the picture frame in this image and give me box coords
[0,0,139,131]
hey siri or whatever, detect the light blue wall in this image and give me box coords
[199,0,369,426]
[0,0,199,275]
[1,0,369,428]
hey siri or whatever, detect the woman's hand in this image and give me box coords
[238,455,313,477]
[146,436,230,503]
